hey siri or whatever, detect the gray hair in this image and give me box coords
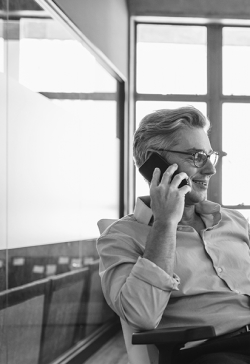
[133,106,210,168]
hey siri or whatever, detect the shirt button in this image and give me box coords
[217,267,223,273]
[235,290,240,294]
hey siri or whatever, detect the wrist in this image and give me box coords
[153,219,178,233]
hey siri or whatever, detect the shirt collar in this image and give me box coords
[134,196,153,225]
[195,199,221,215]
[134,196,221,226]
[195,200,221,227]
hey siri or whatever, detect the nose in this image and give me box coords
[201,158,216,176]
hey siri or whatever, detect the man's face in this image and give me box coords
[164,127,216,205]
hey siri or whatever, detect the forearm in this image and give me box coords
[98,231,180,330]
[104,257,179,330]
[143,220,177,275]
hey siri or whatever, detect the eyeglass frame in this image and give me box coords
[153,149,219,168]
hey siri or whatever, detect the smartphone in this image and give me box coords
[139,152,188,188]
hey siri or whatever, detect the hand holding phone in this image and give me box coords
[139,153,190,274]
[139,152,189,188]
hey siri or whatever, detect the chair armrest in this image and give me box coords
[132,325,216,345]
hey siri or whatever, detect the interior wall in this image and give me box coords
[53,0,129,80]
[128,0,250,19]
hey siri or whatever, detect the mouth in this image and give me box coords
[192,179,209,188]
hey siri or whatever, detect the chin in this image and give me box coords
[185,191,207,205]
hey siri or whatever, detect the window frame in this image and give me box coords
[4,6,127,218]
[131,17,250,211]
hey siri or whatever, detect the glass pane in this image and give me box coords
[0,3,8,362]
[0,20,4,72]
[0,1,7,297]
[223,27,250,95]
[19,19,116,93]
[136,24,207,95]
[222,103,250,205]
[135,101,207,197]
[52,99,119,236]
[1,2,118,363]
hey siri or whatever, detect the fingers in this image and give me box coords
[180,184,192,194]
[151,164,191,193]
[150,164,177,188]
[160,163,178,186]
[150,167,161,187]
[171,172,190,190]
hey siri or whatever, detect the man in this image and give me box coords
[97,106,250,364]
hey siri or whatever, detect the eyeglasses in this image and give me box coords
[155,149,219,168]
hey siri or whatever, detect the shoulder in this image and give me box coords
[97,215,151,253]
[221,207,247,220]
[98,215,137,237]
[220,207,249,231]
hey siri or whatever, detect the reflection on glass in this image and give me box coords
[222,103,250,205]
[223,27,250,95]
[0,11,7,296]
[19,19,116,92]
[135,101,207,197]
[0,20,4,72]
[136,24,207,95]
[1,3,118,363]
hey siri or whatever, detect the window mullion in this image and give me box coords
[207,25,223,204]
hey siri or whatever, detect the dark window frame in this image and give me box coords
[131,18,250,211]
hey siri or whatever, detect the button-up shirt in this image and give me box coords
[97,197,250,336]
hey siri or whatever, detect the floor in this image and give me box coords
[84,330,128,364]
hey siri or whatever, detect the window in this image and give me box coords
[15,18,121,241]
[1,2,124,363]
[137,24,207,95]
[135,21,250,219]
[221,26,250,219]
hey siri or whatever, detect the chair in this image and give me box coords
[97,219,216,364]
[0,277,50,364]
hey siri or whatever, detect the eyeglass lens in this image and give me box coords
[194,151,218,167]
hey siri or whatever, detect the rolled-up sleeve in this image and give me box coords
[132,257,180,290]
[97,231,180,330]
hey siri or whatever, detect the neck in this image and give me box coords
[180,204,197,225]
[180,203,206,232]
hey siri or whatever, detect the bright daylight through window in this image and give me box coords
[136,23,250,220]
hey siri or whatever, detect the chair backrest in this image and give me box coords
[97,219,117,235]
[97,219,158,364]
[0,278,50,364]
